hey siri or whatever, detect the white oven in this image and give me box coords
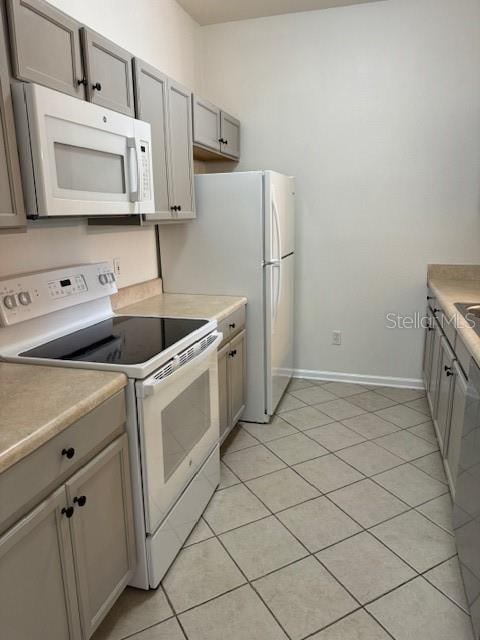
[12,82,154,217]
[135,330,221,536]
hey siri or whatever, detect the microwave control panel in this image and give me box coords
[140,141,152,201]
[0,262,117,326]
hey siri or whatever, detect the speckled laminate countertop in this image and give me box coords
[0,363,127,473]
[117,292,247,323]
[427,264,480,367]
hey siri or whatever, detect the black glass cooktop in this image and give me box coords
[20,316,208,365]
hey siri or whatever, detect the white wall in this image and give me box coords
[199,0,480,382]
[0,0,201,287]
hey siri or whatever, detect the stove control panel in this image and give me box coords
[0,263,117,327]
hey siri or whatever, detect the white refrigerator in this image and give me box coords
[160,170,295,423]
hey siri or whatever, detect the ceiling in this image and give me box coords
[177,0,383,26]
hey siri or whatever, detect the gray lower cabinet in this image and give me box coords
[0,0,25,229]
[445,361,468,496]
[434,336,455,451]
[218,329,246,440]
[66,435,135,638]
[0,433,134,640]
[167,79,195,219]
[0,486,82,640]
[6,0,85,99]
[218,342,230,438]
[81,27,134,116]
[427,322,443,418]
[192,93,240,161]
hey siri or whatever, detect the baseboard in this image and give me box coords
[293,368,424,390]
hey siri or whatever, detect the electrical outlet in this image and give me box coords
[113,258,121,280]
[332,330,342,346]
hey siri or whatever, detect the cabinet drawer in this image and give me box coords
[218,305,246,347]
[0,391,126,534]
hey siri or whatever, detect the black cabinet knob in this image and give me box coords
[61,447,75,459]
[77,77,87,86]
[178,205,182,212]
[446,370,454,377]
[444,365,454,376]
[229,349,237,358]
[229,322,236,329]
[73,496,87,507]
[61,506,74,518]
[427,295,433,300]
[92,82,102,91]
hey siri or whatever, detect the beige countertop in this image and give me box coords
[427,264,480,367]
[0,363,127,474]
[117,292,247,323]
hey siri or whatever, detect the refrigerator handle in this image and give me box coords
[272,192,282,320]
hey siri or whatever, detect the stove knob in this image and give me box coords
[18,291,31,306]
[3,294,16,309]
[98,274,108,285]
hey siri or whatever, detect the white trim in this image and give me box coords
[293,368,424,390]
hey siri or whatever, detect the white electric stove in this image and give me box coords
[0,263,221,589]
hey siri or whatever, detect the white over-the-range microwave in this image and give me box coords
[12,82,155,218]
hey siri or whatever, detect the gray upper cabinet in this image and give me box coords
[192,93,241,161]
[192,95,221,152]
[66,435,135,638]
[167,79,195,219]
[6,0,85,99]
[81,28,135,116]
[0,1,25,229]
[133,58,171,219]
[0,487,82,640]
[220,111,240,159]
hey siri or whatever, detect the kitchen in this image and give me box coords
[0,0,479,638]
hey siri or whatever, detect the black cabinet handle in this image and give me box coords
[170,205,179,212]
[444,365,454,376]
[229,322,236,329]
[92,82,102,91]
[77,78,87,86]
[61,447,75,459]
[218,137,225,144]
[229,349,237,358]
[178,205,182,212]
[61,506,74,519]
[73,496,87,507]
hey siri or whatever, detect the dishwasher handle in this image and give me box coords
[139,332,222,398]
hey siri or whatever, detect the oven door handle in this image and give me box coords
[139,332,222,398]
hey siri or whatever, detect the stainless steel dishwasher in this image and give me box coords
[454,358,480,639]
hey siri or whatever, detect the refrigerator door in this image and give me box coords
[264,171,295,262]
[265,253,295,415]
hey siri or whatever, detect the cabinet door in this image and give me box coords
[0,1,25,229]
[133,58,172,219]
[435,336,455,452]
[445,361,468,495]
[81,27,134,116]
[228,330,246,426]
[6,0,84,98]
[0,486,81,640]
[220,111,240,159]
[423,308,435,391]
[218,342,230,439]
[427,323,443,418]
[192,95,221,152]
[167,79,195,219]
[66,435,135,638]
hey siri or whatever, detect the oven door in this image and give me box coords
[135,332,221,534]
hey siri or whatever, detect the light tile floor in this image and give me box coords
[93,379,473,640]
